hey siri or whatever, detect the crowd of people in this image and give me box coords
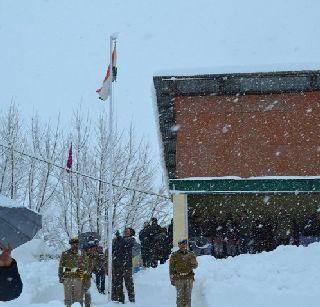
[58,226,138,306]
[188,212,318,258]
[5,212,319,306]
[57,218,176,306]
[139,217,172,268]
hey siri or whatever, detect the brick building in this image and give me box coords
[154,70,320,247]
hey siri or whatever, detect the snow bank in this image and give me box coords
[195,244,320,307]
[12,239,57,264]
[5,240,320,306]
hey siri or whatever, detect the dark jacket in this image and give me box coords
[112,235,136,269]
[95,246,107,272]
[0,259,23,301]
[139,226,151,249]
[154,231,170,260]
[149,223,163,250]
[149,223,162,238]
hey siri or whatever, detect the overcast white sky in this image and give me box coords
[1,0,320,183]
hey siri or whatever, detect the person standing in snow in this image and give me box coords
[238,211,251,254]
[154,227,171,265]
[111,228,136,303]
[169,237,198,307]
[291,219,300,246]
[93,245,107,294]
[82,242,99,307]
[149,217,163,268]
[58,237,91,307]
[0,242,23,302]
[139,221,152,267]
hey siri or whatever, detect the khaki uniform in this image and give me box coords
[82,252,103,306]
[82,277,91,307]
[169,250,198,307]
[58,249,91,307]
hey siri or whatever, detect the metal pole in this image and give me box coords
[106,35,115,301]
[69,169,73,235]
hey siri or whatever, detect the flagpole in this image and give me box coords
[66,143,73,236]
[69,169,73,235]
[106,35,116,302]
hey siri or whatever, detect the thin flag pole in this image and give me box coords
[66,142,73,236]
[106,35,116,301]
[69,167,73,235]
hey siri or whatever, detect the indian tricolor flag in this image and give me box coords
[96,45,117,101]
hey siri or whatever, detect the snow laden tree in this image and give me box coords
[0,104,171,248]
[0,103,26,200]
[55,110,93,237]
[26,113,62,212]
[58,110,171,242]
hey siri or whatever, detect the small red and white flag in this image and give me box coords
[96,44,117,101]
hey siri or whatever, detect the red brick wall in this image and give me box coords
[174,92,320,178]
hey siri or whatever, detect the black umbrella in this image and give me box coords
[0,195,42,249]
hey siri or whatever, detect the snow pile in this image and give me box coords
[195,245,320,307]
[6,240,320,306]
[13,239,57,264]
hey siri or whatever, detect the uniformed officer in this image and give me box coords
[169,237,198,307]
[82,242,98,307]
[58,237,91,307]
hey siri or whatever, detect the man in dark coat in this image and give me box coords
[0,243,23,302]
[139,221,152,267]
[149,218,163,268]
[238,211,251,254]
[154,228,171,264]
[252,220,273,253]
[112,228,136,304]
[291,219,300,246]
[94,245,107,294]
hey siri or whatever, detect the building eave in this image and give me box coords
[169,178,320,194]
[153,69,320,180]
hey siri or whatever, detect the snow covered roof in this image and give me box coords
[154,70,320,179]
[0,194,41,216]
[0,194,24,208]
[154,70,320,97]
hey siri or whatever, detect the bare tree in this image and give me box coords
[0,103,26,200]
[0,103,171,248]
[26,114,62,212]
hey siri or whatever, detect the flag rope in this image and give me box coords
[0,142,170,200]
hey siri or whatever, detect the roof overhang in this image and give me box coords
[169,178,320,194]
[154,70,320,179]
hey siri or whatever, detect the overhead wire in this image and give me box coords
[0,143,171,200]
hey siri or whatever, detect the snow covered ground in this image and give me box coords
[6,239,320,306]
